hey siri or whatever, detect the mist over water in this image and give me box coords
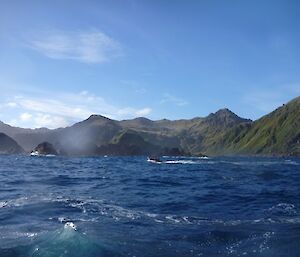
[0,155,300,257]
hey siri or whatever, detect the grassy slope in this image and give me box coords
[182,109,251,155]
[218,96,300,155]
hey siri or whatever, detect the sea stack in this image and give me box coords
[32,142,58,155]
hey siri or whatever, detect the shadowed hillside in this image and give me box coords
[0,133,24,154]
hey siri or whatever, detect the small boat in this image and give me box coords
[147,157,162,164]
[30,151,40,156]
[30,151,56,157]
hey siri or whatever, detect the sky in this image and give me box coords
[0,0,300,128]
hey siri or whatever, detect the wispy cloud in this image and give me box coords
[27,30,122,63]
[116,107,151,117]
[6,102,18,108]
[160,93,188,106]
[9,113,69,129]
[120,80,147,94]
[243,91,283,113]
[2,90,152,128]
[243,82,300,115]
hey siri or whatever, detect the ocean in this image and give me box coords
[0,155,299,257]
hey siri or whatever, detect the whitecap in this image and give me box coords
[0,201,8,208]
[268,203,297,215]
[64,222,77,231]
[164,160,197,164]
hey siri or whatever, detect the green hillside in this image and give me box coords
[219,96,300,156]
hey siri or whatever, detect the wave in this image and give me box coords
[1,194,300,257]
[164,160,198,164]
[28,222,113,257]
[2,195,299,227]
[0,221,113,257]
[220,160,300,166]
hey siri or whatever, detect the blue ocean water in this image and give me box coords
[0,155,300,257]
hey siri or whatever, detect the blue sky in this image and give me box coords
[0,0,300,128]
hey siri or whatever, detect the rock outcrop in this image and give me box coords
[32,142,58,155]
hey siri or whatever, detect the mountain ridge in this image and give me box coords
[0,96,299,156]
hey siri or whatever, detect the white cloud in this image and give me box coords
[2,90,152,128]
[6,102,17,108]
[16,97,91,119]
[160,93,188,106]
[33,114,69,129]
[20,112,32,122]
[116,107,152,117]
[28,30,122,63]
[8,112,68,129]
[135,108,152,116]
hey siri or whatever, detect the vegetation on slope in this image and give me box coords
[219,96,300,155]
